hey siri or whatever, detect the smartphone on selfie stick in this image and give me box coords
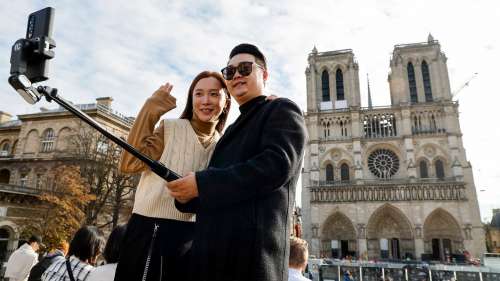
[8,7,180,182]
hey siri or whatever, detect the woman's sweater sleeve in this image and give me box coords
[119,89,177,174]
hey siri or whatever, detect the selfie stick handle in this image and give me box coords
[37,85,181,182]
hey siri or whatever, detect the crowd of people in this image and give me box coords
[4,224,126,281]
[5,229,313,281]
[5,42,308,281]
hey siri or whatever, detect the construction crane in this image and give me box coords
[452,72,478,100]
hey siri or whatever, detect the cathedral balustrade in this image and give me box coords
[309,180,466,202]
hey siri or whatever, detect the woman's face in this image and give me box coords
[192,77,227,122]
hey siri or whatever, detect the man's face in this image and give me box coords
[225,53,267,105]
[32,242,39,252]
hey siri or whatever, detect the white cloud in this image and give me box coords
[0,0,499,220]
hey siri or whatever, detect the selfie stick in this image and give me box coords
[8,7,180,182]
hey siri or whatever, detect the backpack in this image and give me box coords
[28,253,64,281]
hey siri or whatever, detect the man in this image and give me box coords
[5,235,43,281]
[289,237,310,281]
[28,240,68,281]
[168,43,307,281]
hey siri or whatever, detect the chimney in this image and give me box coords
[0,111,12,123]
[96,97,113,108]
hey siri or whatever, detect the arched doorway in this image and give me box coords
[321,212,357,258]
[424,209,463,261]
[0,169,10,184]
[366,204,415,260]
[0,228,11,263]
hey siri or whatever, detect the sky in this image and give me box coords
[1,1,499,222]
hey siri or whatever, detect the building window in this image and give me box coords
[422,61,433,102]
[336,69,345,101]
[0,142,9,156]
[0,169,10,184]
[419,161,429,178]
[326,164,334,182]
[41,129,55,152]
[368,149,400,179]
[35,173,44,189]
[435,159,445,179]
[322,70,330,102]
[407,63,418,103]
[20,173,28,187]
[340,163,349,181]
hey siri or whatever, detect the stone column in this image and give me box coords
[414,224,424,260]
[311,223,321,257]
[357,223,368,260]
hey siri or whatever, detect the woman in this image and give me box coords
[87,224,127,281]
[42,226,103,281]
[114,71,231,281]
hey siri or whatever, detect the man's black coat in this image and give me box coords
[177,95,307,281]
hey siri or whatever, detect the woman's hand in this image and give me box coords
[153,82,174,99]
[148,82,176,110]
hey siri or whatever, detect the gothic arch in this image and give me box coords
[366,204,414,239]
[320,211,358,258]
[423,208,462,241]
[417,158,430,178]
[320,69,330,102]
[415,143,449,162]
[366,204,415,259]
[319,147,352,164]
[432,156,448,178]
[332,64,348,73]
[423,208,463,259]
[321,212,357,240]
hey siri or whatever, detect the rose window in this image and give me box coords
[368,149,399,179]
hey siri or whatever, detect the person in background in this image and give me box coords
[42,226,103,281]
[87,225,127,281]
[5,235,43,281]
[288,237,310,281]
[28,240,69,281]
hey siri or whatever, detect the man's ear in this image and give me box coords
[262,69,268,85]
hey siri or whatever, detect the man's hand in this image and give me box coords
[166,172,199,203]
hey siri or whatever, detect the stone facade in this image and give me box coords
[301,37,486,262]
[0,97,132,263]
[486,209,500,253]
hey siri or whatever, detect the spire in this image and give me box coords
[428,33,434,43]
[367,74,373,109]
[312,45,318,55]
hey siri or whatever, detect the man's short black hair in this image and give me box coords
[28,235,43,245]
[229,43,267,69]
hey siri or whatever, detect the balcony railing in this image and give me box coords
[0,183,46,196]
[309,179,466,203]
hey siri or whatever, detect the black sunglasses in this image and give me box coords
[221,61,263,80]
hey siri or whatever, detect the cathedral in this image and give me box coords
[300,35,486,262]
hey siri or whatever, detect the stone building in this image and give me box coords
[486,209,500,253]
[301,36,486,262]
[0,97,132,264]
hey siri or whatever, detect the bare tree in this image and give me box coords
[61,121,137,229]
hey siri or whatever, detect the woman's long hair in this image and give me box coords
[67,225,103,262]
[179,71,231,133]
